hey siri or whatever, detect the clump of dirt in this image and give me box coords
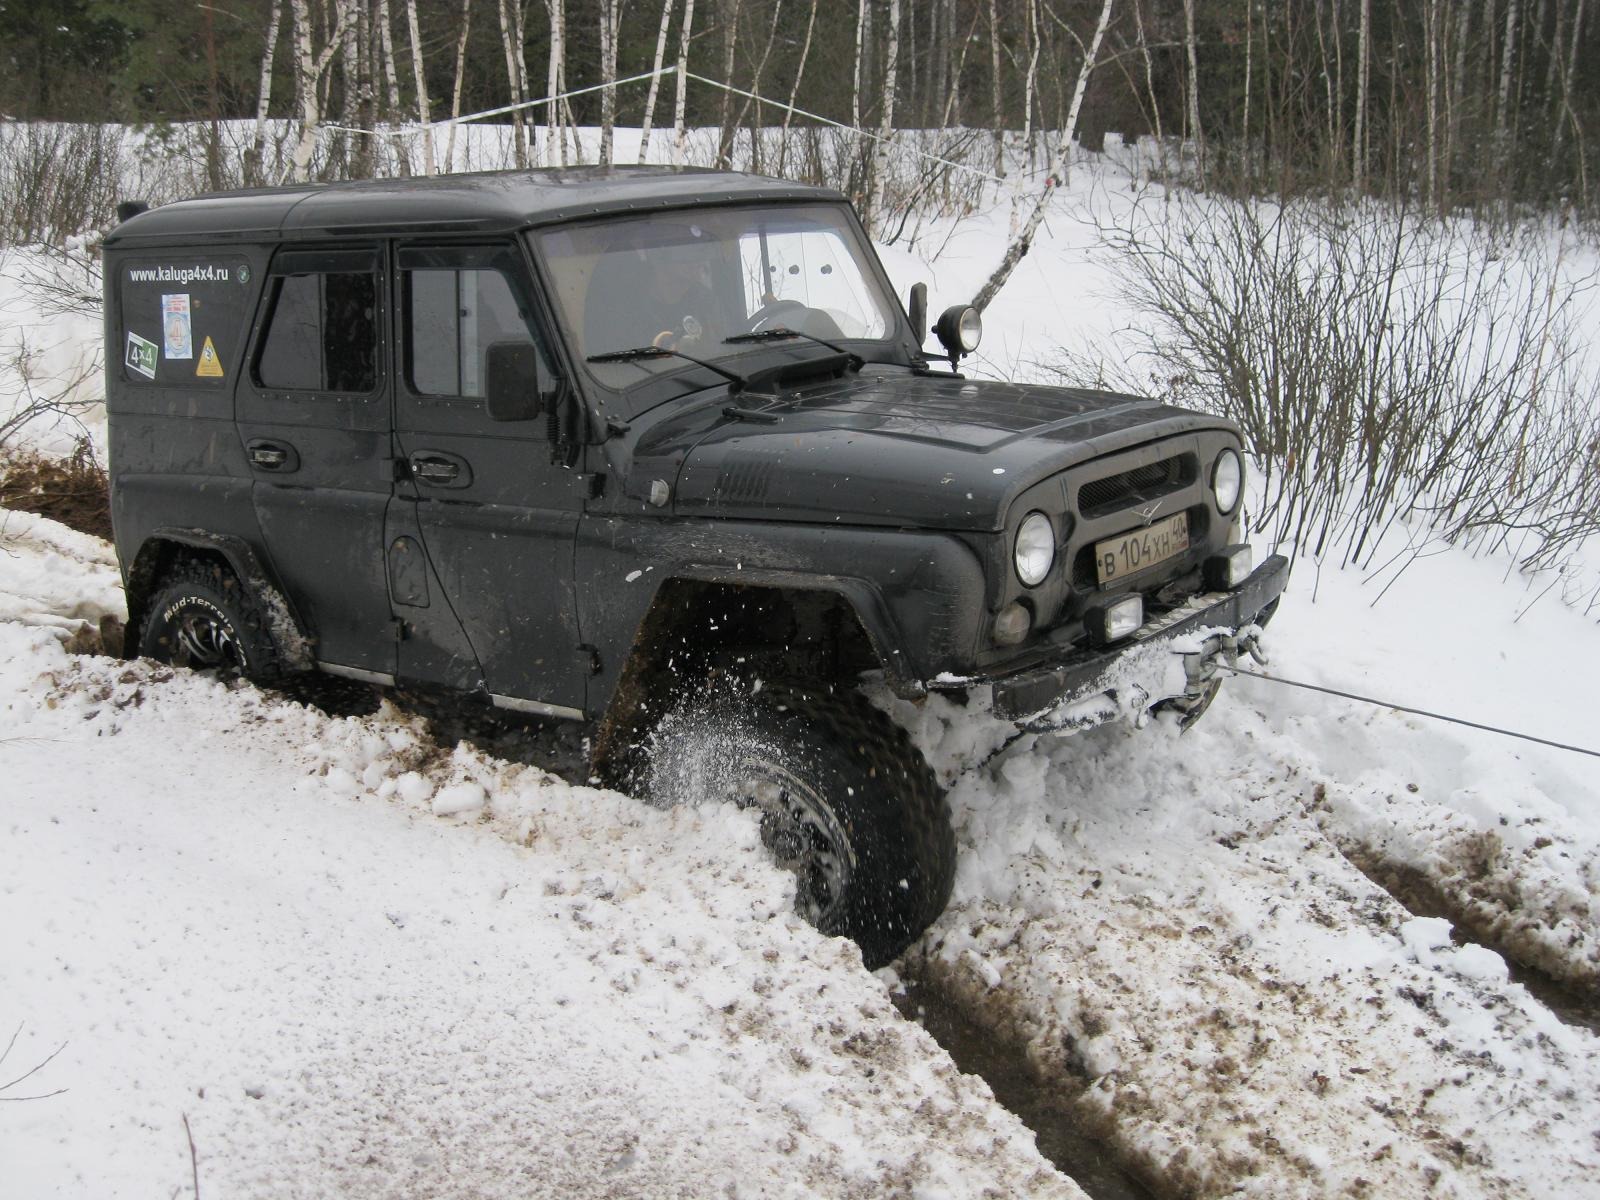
[0,441,112,541]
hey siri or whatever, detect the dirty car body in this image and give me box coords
[103,167,1286,965]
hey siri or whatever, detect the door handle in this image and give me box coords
[410,453,466,486]
[246,439,297,471]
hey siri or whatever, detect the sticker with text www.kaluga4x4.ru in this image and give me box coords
[126,331,158,380]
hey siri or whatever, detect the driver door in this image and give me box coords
[388,242,587,716]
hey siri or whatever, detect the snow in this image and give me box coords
[4,143,1599,1199]
[0,518,1078,1198]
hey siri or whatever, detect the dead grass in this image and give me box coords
[0,441,111,541]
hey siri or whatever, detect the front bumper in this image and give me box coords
[947,555,1289,729]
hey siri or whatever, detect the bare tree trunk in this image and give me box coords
[715,0,741,168]
[776,0,819,175]
[443,0,473,171]
[289,0,354,181]
[974,0,1115,313]
[405,0,436,174]
[1183,0,1202,169]
[1425,0,1441,210]
[1132,0,1161,143]
[638,0,676,162]
[1242,0,1253,167]
[1354,0,1369,192]
[866,0,901,233]
[250,0,284,185]
[673,0,697,163]
[1497,0,1521,145]
[598,0,620,165]
[499,0,527,167]
[1021,0,1041,174]
[988,0,1004,180]
[378,0,412,174]
[731,0,785,173]
[546,0,568,166]
[852,0,868,133]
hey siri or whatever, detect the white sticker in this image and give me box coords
[162,293,193,360]
[125,331,158,380]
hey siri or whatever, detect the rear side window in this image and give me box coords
[399,245,550,399]
[256,250,379,393]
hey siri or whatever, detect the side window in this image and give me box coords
[400,246,550,400]
[256,251,379,393]
[116,255,255,387]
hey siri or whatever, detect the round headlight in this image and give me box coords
[955,307,982,352]
[1014,511,1055,586]
[1212,449,1243,514]
[933,305,984,358]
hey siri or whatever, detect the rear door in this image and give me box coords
[388,241,586,716]
[236,246,396,679]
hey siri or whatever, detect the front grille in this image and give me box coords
[1076,454,1193,517]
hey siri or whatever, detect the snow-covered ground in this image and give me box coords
[4,147,1599,1199]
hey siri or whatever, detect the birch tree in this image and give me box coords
[867,0,901,232]
[638,0,677,163]
[287,0,356,181]
[973,0,1115,313]
[672,0,696,163]
[498,0,530,167]
[443,0,473,171]
[1354,0,1369,191]
[405,0,435,175]
[248,0,284,185]
[378,0,411,174]
[598,0,621,166]
[546,0,568,166]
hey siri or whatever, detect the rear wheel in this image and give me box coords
[139,557,288,682]
[647,679,955,968]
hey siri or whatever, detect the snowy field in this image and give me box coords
[3,148,1599,1198]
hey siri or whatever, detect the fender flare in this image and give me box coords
[124,528,314,669]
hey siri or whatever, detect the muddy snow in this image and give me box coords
[5,161,1600,1197]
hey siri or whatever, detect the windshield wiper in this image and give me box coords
[586,345,747,394]
[723,328,865,371]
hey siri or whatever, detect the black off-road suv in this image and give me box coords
[104,167,1286,966]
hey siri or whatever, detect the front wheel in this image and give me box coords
[647,679,955,968]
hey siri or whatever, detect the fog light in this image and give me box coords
[993,601,1032,646]
[1091,593,1143,644]
[1204,545,1253,590]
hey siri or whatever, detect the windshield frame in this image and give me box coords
[526,199,920,419]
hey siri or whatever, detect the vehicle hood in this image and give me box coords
[642,367,1232,532]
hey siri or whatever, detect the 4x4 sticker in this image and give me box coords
[196,336,224,378]
[125,331,158,380]
[162,294,193,359]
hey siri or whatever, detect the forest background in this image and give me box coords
[2,0,1596,229]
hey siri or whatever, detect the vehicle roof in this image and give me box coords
[103,166,847,247]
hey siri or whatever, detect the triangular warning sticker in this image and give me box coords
[196,336,224,378]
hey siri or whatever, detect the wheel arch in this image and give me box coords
[589,574,911,781]
[125,528,313,669]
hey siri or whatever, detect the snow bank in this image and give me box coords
[0,513,1079,1199]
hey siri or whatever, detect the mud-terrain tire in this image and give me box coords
[647,679,955,968]
[139,557,288,683]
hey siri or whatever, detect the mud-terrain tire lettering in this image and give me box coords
[140,557,290,682]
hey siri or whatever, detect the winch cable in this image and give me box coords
[1217,664,1600,759]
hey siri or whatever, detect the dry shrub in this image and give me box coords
[0,441,112,541]
[1056,189,1600,580]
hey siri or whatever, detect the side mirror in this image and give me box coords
[907,282,927,348]
[484,341,552,422]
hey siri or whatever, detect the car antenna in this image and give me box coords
[587,345,748,394]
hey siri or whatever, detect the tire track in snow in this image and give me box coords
[882,690,1600,1200]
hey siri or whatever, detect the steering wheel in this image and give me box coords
[743,298,810,334]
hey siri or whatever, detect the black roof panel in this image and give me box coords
[104,166,847,246]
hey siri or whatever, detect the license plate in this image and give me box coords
[1094,513,1190,584]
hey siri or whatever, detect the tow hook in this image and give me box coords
[1180,624,1268,699]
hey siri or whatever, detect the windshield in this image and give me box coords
[536,204,899,390]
